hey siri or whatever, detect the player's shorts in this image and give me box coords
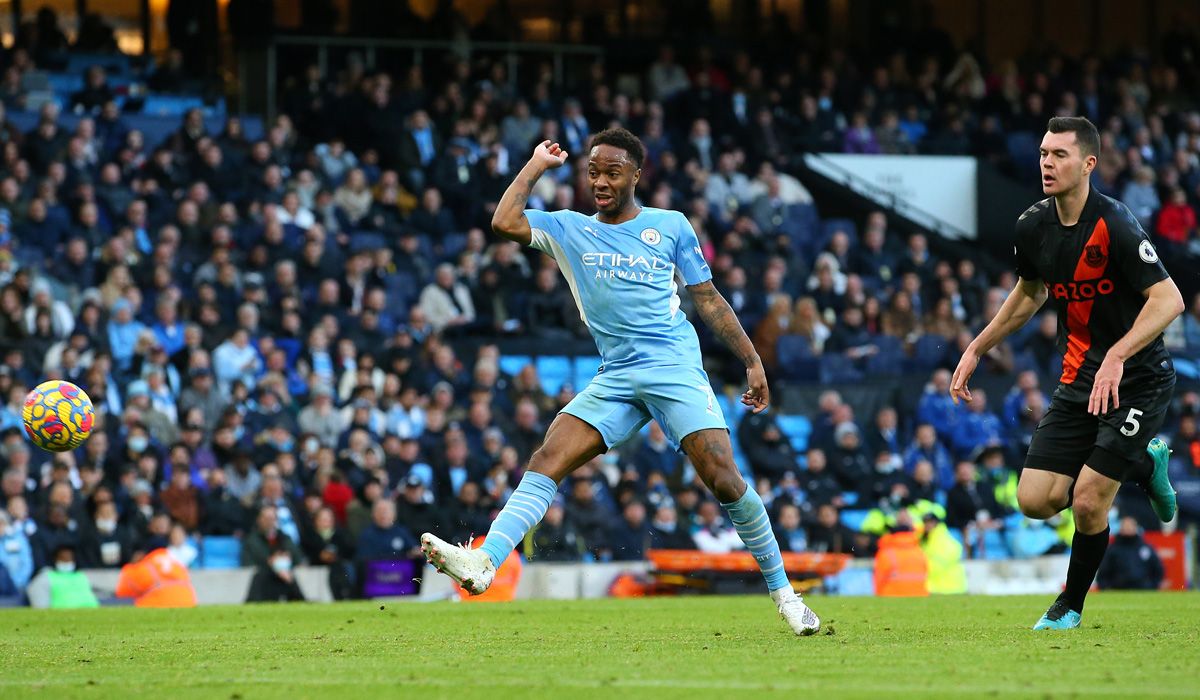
[1024,366,1176,482]
[561,363,728,451]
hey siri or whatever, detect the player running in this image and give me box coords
[951,117,1183,630]
[420,128,820,635]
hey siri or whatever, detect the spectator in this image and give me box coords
[0,510,33,597]
[643,501,688,549]
[772,502,807,553]
[806,503,857,555]
[739,411,798,482]
[566,476,612,559]
[356,499,418,561]
[300,506,356,600]
[691,500,743,553]
[1097,516,1164,590]
[242,505,306,602]
[526,499,582,561]
[952,390,1004,458]
[45,544,99,609]
[609,500,652,561]
[1155,188,1196,252]
[418,263,475,334]
[395,473,448,538]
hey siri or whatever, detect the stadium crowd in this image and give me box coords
[1,20,1200,601]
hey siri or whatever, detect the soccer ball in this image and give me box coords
[23,380,95,452]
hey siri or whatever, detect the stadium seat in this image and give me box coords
[535,356,572,394]
[65,53,133,76]
[776,336,820,381]
[775,414,812,453]
[1006,131,1041,182]
[910,334,949,371]
[573,356,603,388]
[198,536,242,569]
[866,335,905,376]
[840,508,871,532]
[498,354,533,377]
[383,272,419,309]
[819,354,864,383]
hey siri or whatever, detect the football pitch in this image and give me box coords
[2,593,1198,699]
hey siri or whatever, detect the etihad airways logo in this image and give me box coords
[581,252,670,281]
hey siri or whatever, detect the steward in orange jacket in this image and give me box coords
[115,548,198,607]
[873,527,929,597]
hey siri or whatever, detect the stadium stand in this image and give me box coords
[0,3,1198,604]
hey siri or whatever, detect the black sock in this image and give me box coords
[1061,527,1110,613]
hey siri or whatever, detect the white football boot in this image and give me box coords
[421,533,496,595]
[772,588,821,636]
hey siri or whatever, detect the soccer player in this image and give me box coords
[419,129,821,635]
[950,117,1183,630]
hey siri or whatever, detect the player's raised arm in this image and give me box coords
[950,276,1047,404]
[687,280,769,414]
[490,140,569,246]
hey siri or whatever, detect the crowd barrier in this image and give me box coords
[30,553,1179,607]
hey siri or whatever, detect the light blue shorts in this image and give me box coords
[561,364,728,451]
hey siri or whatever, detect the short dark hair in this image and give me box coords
[1047,116,1100,158]
[588,127,646,169]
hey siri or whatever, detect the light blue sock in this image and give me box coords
[722,487,790,592]
[480,471,559,568]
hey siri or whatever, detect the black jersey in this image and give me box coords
[1014,189,1172,396]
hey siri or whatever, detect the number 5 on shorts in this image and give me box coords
[1120,408,1143,436]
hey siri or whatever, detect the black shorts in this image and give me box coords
[1024,369,1176,482]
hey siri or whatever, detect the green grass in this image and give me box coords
[1,593,1198,699]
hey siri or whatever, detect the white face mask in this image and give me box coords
[96,519,117,534]
[55,561,76,573]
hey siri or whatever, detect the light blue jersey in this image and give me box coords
[526,207,712,372]
[525,206,726,450]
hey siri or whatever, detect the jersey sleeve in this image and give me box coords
[1109,207,1169,292]
[1013,208,1040,281]
[525,209,568,255]
[673,213,712,286]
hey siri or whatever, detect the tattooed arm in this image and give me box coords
[687,280,770,413]
[491,140,569,245]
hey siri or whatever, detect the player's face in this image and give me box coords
[1039,131,1095,196]
[587,145,640,215]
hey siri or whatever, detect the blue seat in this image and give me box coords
[819,354,863,383]
[910,334,949,371]
[47,73,83,94]
[66,53,133,76]
[535,356,572,394]
[498,354,532,377]
[384,272,418,309]
[775,414,812,453]
[840,508,871,532]
[718,393,748,425]
[199,536,242,569]
[982,529,1011,560]
[573,356,603,388]
[777,336,820,381]
[840,491,860,507]
[866,335,905,376]
[1006,131,1041,182]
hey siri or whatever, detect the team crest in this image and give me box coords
[640,228,661,245]
[1139,240,1159,263]
[1084,244,1106,267]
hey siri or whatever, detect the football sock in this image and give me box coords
[480,470,558,569]
[722,487,791,592]
[1060,526,1110,613]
